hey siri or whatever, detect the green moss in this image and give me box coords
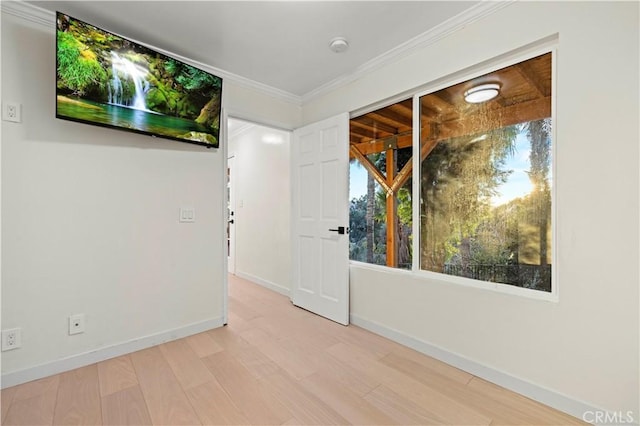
[57,31,107,96]
[179,131,217,145]
[146,88,168,111]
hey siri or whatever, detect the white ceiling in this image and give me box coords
[30,1,478,98]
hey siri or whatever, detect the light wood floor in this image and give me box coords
[2,275,583,425]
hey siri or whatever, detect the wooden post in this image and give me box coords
[386,148,397,268]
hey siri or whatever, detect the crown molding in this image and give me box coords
[0,0,303,106]
[301,0,515,103]
[2,0,511,108]
[1,0,51,27]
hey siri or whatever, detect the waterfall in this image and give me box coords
[108,66,123,105]
[108,52,149,110]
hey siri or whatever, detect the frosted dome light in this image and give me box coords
[464,83,501,103]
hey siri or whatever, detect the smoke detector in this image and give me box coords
[329,37,349,53]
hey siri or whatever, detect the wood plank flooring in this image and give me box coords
[1,274,584,425]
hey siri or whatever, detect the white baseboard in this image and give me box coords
[1,317,224,389]
[235,271,290,297]
[350,314,612,424]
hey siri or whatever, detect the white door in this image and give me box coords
[227,156,236,274]
[291,113,350,325]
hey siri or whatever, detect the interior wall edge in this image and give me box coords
[234,271,291,298]
[0,317,224,389]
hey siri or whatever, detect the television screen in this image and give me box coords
[56,12,223,148]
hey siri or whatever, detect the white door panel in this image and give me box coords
[291,113,349,325]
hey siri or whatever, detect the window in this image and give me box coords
[349,53,553,292]
[348,52,554,294]
[349,99,413,269]
[419,53,553,292]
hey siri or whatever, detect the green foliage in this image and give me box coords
[420,118,552,290]
[349,158,413,269]
[349,191,387,266]
[164,59,221,94]
[57,31,107,96]
[349,195,369,262]
[145,87,168,111]
[523,119,551,185]
[177,66,219,92]
[397,186,412,227]
[154,59,222,122]
[163,58,179,75]
[420,125,518,272]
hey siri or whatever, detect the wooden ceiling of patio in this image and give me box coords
[349,52,552,157]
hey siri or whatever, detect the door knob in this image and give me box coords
[328,226,347,235]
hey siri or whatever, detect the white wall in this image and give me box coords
[304,1,639,419]
[228,121,291,294]
[0,11,299,384]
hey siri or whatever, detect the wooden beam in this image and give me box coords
[350,132,412,157]
[349,145,391,193]
[429,96,551,143]
[352,125,439,194]
[392,99,413,117]
[516,62,549,97]
[353,97,550,157]
[385,148,397,268]
[420,104,440,118]
[354,135,439,196]
[421,94,451,113]
[390,157,413,194]
[421,138,439,161]
[351,117,398,135]
[369,109,412,128]
[432,90,455,107]
[350,135,364,145]
[350,126,377,139]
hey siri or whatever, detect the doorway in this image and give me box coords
[226,118,292,295]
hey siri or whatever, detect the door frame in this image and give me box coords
[223,111,350,326]
[226,155,236,275]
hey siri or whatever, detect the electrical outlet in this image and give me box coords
[2,102,22,123]
[2,328,22,351]
[69,314,85,335]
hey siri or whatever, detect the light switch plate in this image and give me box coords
[179,207,195,223]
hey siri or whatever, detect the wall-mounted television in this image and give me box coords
[56,12,223,148]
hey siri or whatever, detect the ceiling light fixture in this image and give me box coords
[464,83,501,103]
[329,37,349,53]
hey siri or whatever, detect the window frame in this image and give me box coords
[411,46,558,301]
[348,42,558,302]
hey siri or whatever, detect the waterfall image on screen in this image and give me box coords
[56,12,223,148]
